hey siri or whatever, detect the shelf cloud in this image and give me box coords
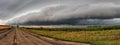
[0,0,120,25]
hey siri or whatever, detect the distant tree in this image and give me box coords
[17,25,19,27]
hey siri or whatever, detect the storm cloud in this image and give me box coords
[0,0,120,25]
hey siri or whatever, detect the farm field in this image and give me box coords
[0,25,11,30]
[24,25,120,45]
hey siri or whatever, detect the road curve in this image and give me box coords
[0,28,90,45]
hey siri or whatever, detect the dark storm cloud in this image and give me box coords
[0,0,120,25]
[0,0,89,19]
[5,3,120,25]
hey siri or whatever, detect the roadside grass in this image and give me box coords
[23,25,120,45]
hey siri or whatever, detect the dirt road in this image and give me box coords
[0,28,90,45]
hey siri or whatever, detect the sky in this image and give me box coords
[0,0,120,25]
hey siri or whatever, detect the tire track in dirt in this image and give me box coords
[0,28,15,45]
[16,28,53,45]
[20,30,53,45]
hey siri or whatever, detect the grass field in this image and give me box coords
[23,25,120,45]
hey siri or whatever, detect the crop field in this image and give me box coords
[24,25,120,45]
[0,25,11,30]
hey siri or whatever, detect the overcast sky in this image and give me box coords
[0,0,120,25]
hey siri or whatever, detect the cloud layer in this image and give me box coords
[0,0,120,25]
[4,3,120,25]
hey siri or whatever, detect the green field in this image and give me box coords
[23,25,120,45]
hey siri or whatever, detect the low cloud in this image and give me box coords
[5,3,120,25]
